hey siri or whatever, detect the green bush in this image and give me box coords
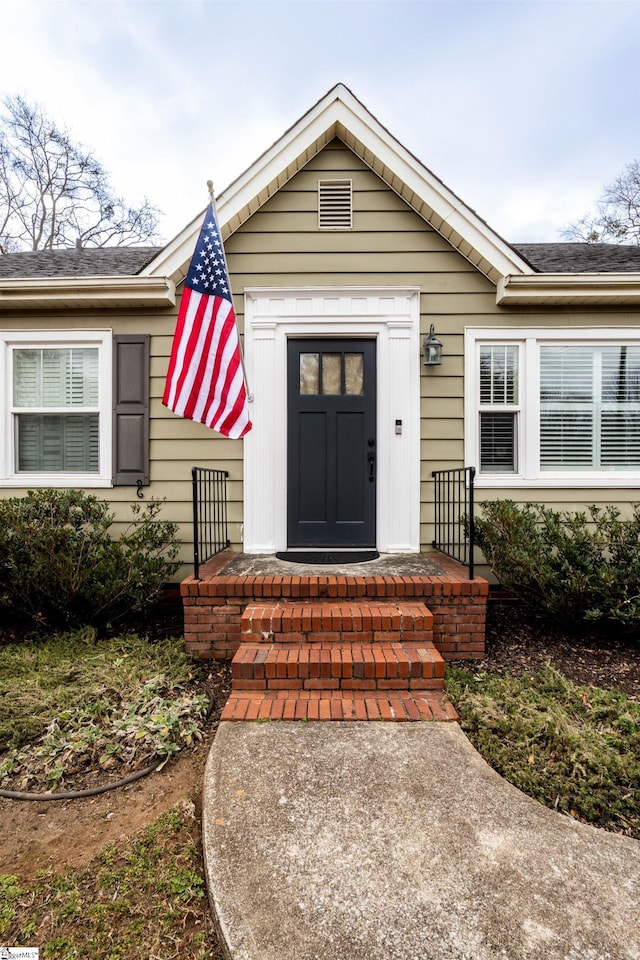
[0,490,180,632]
[475,500,640,632]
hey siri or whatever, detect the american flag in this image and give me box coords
[162,203,252,438]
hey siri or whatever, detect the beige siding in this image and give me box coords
[2,138,639,579]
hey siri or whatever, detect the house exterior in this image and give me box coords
[1,84,639,583]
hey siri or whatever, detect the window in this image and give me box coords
[13,346,100,473]
[465,329,640,486]
[540,345,640,471]
[478,345,519,472]
[299,350,364,395]
[0,331,112,486]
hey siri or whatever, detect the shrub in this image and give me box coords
[0,490,180,632]
[475,500,640,632]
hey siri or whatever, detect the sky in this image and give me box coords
[0,0,638,245]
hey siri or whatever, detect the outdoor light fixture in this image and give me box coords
[422,324,443,366]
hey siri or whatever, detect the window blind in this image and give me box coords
[540,345,640,470]
[480,412,516,472]
[17,414,99,472]
[479,345,518,404]
[478,345,519,473]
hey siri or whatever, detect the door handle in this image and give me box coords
[367,451,375,482]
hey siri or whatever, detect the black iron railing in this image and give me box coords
[192,467,231,578]
[431,466,476,579]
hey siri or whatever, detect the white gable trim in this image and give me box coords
[143,85,533,284]
[242,286,421,554]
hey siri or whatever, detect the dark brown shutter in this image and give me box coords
[112,334,150,486]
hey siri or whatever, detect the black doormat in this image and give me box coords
[276,550,380,565]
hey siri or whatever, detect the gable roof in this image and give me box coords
[143,84,534,285]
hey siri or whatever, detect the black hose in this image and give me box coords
[0,687,216,802]
[0,757,164,801]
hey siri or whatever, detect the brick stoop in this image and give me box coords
[182,552,488,663]
[220,600,458,722]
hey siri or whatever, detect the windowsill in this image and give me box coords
[475,474,640,488]
[0,475,113,488]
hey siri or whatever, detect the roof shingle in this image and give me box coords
[0,247,163,279]
[512,243,640,273]
[0,242,638,280]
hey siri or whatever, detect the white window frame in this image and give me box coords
[477,342,523,474]
[0,330,112,487]
[465,327,640,488]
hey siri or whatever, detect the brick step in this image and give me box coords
[241,601,433,643]
[220,689,459,723]
[231,640,445,691]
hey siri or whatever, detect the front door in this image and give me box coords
[287,338,376,547]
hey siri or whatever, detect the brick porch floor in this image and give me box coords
[181,551,488,721]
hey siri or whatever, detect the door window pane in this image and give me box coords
[345,353,364,395]
[322,354,341,395]
[299,353,319,395]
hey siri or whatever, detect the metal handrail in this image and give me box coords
[192,467,231,578]
[431,466,475,579]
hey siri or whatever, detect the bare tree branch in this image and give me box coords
[562,159,640,245]
[0,95,161,251]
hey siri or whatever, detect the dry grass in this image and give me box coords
[0,803,224,959]
[446,663,640,838]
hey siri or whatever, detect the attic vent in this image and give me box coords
[318,179,352,229]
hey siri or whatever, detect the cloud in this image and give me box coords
[0,0,637,243]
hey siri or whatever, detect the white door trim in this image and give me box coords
[243,287,421,554]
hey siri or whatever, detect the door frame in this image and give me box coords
[243,287,421,554]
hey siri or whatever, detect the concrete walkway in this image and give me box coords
[202,722,640,960]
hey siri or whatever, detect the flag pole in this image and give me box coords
[207,180,253,403]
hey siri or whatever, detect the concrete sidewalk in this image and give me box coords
[202,722,640,960]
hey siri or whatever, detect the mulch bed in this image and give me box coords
[478,600,640,702]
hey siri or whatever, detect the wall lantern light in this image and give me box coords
[422,324,443,366]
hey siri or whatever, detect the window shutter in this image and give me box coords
[112,334,149,486]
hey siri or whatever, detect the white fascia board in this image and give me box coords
[143,84,534,282]
[497,273,640,305]
[0,275,175,310]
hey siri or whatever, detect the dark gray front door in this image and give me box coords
[287,338,376,547]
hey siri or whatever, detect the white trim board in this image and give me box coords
[243,287,421,553]
[0,329,112,487]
